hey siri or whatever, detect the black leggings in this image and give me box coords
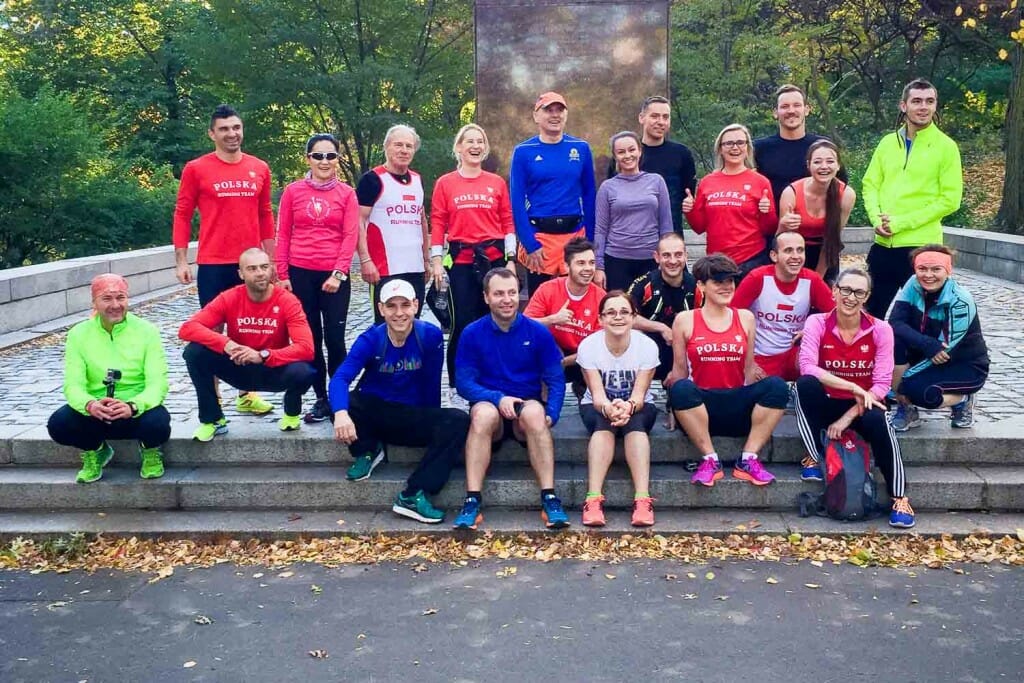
[603,254,656,292]
[347,391,469,495]
[447,259,503,385]
[47,404,172,451]
[288,265,351,399]
[794,375,906,498]
[866,244,915,318]
[804,243,839,284]
[897,362,988,409]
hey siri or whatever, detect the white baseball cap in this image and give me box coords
[379,279,416,303]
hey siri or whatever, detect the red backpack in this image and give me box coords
[799,430,883,521]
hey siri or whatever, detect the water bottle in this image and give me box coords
[435,272,450,311]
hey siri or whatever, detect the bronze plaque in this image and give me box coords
[475,0,669,176]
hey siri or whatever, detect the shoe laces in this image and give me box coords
[742,457,767,475]
[633,497,654,512]
[696,458,719,474]
[544,495,565,514]
[892,497,914,515]
[583,496,604,513]
[801,455,819,468]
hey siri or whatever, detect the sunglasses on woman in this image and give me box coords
[308,152,339,161]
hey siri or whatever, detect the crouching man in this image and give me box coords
[329,280,469,523]
[47,274,171,482]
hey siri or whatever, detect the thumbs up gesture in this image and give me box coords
[682,187,694,213]
[551,299,573,326]
[758,188,771,214]
[779,208,801,232]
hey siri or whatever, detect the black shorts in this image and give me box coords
[197,263,243,307]
[668,377,788,438]
[580,402,657,436]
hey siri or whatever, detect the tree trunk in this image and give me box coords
[995,36,1023,235]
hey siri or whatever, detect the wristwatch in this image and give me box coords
[128,402,139,416]
[259,349,271,362]
[331,270,347,281]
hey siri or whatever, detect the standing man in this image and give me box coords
[355,124,430,323]
[47,274,170,483]
[179,248,316,439]
[454,268,569,530]
[510,92,597,295]
[173,104,277,416]
[626,232,699,381]
[609,96,697,236]
[732,232,834,382]
[863,78,963,318]
[329,280,469,524]
[524,237,606,392]
[754,85,846,206]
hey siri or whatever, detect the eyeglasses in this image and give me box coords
[308,152,339,161]
[836,286,870,300]
[601,309,634,318]
[720,140,747,149]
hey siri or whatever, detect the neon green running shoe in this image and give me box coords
[278,414,301,432]
[193,417,229,442]
[139,446,165,479]
[236,392,273,415]
[76,442,113,484]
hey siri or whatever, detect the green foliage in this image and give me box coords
[38,533,89,562]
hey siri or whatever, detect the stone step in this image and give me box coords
[5,416,1022,467]
[3,508,1022,541]
[1,463,1020,512]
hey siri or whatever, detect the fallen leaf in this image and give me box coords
[682,593,697,600]
[357,634,366,640]
[336,519,346,526]
[311,585,322,594]
[714,595,729,601]
[193,615,213,625]
[664,573,677,581]
[705,571,715,580]
[277,571,294,579]
[686,572,697,579]
[766,577,778,584]
[804,583,821,589]
[183,661,196,668]
[788,533,802,544]
[1016,528,1024,543]
[421,608,439,616]
[252,573,264,579]
[148,566,174,584]
[287,514,302,522]
[308,650,328,659]
[605,573,616,580]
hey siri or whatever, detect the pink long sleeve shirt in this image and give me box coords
[799,310,894,401]
[275,179,360,280]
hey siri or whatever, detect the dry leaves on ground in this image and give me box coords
[1,532,1022,581]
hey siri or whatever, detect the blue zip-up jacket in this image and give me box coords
[509,134,597,254]
[889,275,989,379]
[328,320,443,412]
[455,313,566,425]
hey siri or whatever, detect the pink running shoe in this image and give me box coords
[582,495,606,527]
[691,458,724,487]
[631,497,655,527]
[733,457,775,486]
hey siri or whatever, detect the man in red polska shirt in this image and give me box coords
[179,249,316,441]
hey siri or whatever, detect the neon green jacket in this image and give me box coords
[861,123,962,248]
[63,312,168,415]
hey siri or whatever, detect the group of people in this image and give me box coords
[45,78,986,533]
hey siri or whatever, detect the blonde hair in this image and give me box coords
[452,124,490,167]
[713,123,755,171]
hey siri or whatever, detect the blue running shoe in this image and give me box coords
[800,455,823,482]
[890,404,922,432]
[453,496,482,530]
[889,497,915,529]
[541,493,570,529]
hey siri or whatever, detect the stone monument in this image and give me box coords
[474,0,670,176]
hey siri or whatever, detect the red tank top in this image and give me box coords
[790,178,846,245]
[686,308,747,389]
[817,314,878,400]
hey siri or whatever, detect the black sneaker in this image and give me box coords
[304,397,333,424]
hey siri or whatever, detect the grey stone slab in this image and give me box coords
[0,424,36,464]
[0,291,67,333]
[0,329,39,350]
[902,465,986,510]
[146,267,182,291]
[976,257,1022,284]
[956,252,986,273]
[984,232,1024,261]
[0,278,9,305]
[6,261,109,300]
[109,249,176,276]
[0,466,185,509]
[974,466,1024,511]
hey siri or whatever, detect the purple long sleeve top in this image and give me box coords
[594,172,673,268]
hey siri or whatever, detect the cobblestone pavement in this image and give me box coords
[1,266,1020,429]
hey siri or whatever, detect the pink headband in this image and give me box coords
[91,273,129,299]
[914,252,952,275]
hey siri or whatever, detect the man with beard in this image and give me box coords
[179,248,316,439]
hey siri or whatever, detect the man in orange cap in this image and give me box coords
[47,274,170,483]
[510,91,596,295]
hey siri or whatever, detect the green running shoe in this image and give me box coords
[193,417,229,442]
[346,443,386,481]
[278,414,301,432]
[76,442,113,484]
[392,490,444,524]
[139,445,165,479]
[236,392,273,415]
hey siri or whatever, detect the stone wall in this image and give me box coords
[0,244,196,335]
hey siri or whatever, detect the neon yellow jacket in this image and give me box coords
[63,312,168,415]
[861,123,962,248]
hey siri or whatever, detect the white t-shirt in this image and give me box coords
[575,329,660,405]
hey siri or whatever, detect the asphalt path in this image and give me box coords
[1,560,1022,682]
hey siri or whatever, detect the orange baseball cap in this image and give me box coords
[534,92,567,111]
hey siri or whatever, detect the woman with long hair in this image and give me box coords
[577,290,660,527]
[276,133,359,423]
[794,267,915,528]
[682,124,776,280]
[777,139,856,282]
[430,124,516,388]
[593,131,673,291]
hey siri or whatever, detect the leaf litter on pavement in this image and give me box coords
[1,532,1021,581]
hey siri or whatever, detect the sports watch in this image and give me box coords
[331,270,347,281]
[259,349,271,362]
